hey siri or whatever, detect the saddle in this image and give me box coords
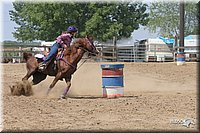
[36,55,58,71]
[36,47,72,72]
[35,47,71,63]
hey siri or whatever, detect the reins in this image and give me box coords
[79,47,103,59]
[77,59,88,70]
[57,48,76,69]
[76,47,94,70]
[58,38,99,70]
[58,46,94,70]
[79,47,97,56]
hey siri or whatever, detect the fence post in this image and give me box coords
[100,45,103,62]
[19,47,22,63]
[173,35,178,62]
[177,1,185,65]
[113,36,117,62]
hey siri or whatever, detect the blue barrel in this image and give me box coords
[177,52,185,65]
[101,64,124,98]
[102,77,124,87]
[101,64,124,69]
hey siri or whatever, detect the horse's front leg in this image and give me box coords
[60,77,72,99]
[46,71,63,96]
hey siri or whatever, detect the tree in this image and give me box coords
[10,2,149,42]
[10,2,88,42]
[147,1,198,38]
[198,1,200,35]
[84,2,149,41]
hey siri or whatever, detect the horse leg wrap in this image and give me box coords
[63,87,69,95]
[61,87,69,98]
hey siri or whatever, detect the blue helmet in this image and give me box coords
[67,26,78,33]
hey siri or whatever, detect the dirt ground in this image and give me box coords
[1,62,198,132]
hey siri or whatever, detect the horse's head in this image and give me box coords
[79,35,99,56]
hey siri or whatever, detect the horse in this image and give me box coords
[22,35,99,99]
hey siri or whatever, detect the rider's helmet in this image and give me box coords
[67,26,78,33]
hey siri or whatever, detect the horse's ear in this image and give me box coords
[86,34,93,41]
[23,52,33,62]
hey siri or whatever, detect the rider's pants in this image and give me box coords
[43,42,61,64]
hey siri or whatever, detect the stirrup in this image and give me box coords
[38,63,46,71]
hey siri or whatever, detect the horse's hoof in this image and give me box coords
[58,95,66,101]
[58,97,66,102]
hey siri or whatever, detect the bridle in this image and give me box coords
[79,38,98,56]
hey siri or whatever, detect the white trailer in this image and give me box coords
[183,35,199,61]
[142,38,173,62]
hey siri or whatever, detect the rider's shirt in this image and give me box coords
[56,33,73,47]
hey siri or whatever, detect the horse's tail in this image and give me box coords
[23,52,33,62]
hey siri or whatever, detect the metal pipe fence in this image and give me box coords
[0,44,199,63]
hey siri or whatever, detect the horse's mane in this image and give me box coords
[71,38,85,48]
[71,35,93,48]
[23,52,33,61]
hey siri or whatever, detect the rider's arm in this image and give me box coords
[56,33,72,48]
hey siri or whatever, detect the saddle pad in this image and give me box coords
[35,54,45,59]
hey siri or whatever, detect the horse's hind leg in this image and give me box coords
[60,77,72,99]
[22,68,36,81]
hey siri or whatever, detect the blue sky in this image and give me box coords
[1,0,17,41]
[0,0,159,42]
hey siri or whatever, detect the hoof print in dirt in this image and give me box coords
[9,80,33,96]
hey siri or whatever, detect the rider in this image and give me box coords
[38,26,78,71]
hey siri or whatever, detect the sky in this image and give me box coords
[0,0,17,42]
[0,0,160,43]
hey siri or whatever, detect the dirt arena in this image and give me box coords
[1,62,198,132]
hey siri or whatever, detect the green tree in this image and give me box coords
[198,1,200,35]
[10,2,149,42]
[85,2,149,41]
[147,1,198,38]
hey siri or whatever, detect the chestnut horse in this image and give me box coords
[22,35,99,99]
